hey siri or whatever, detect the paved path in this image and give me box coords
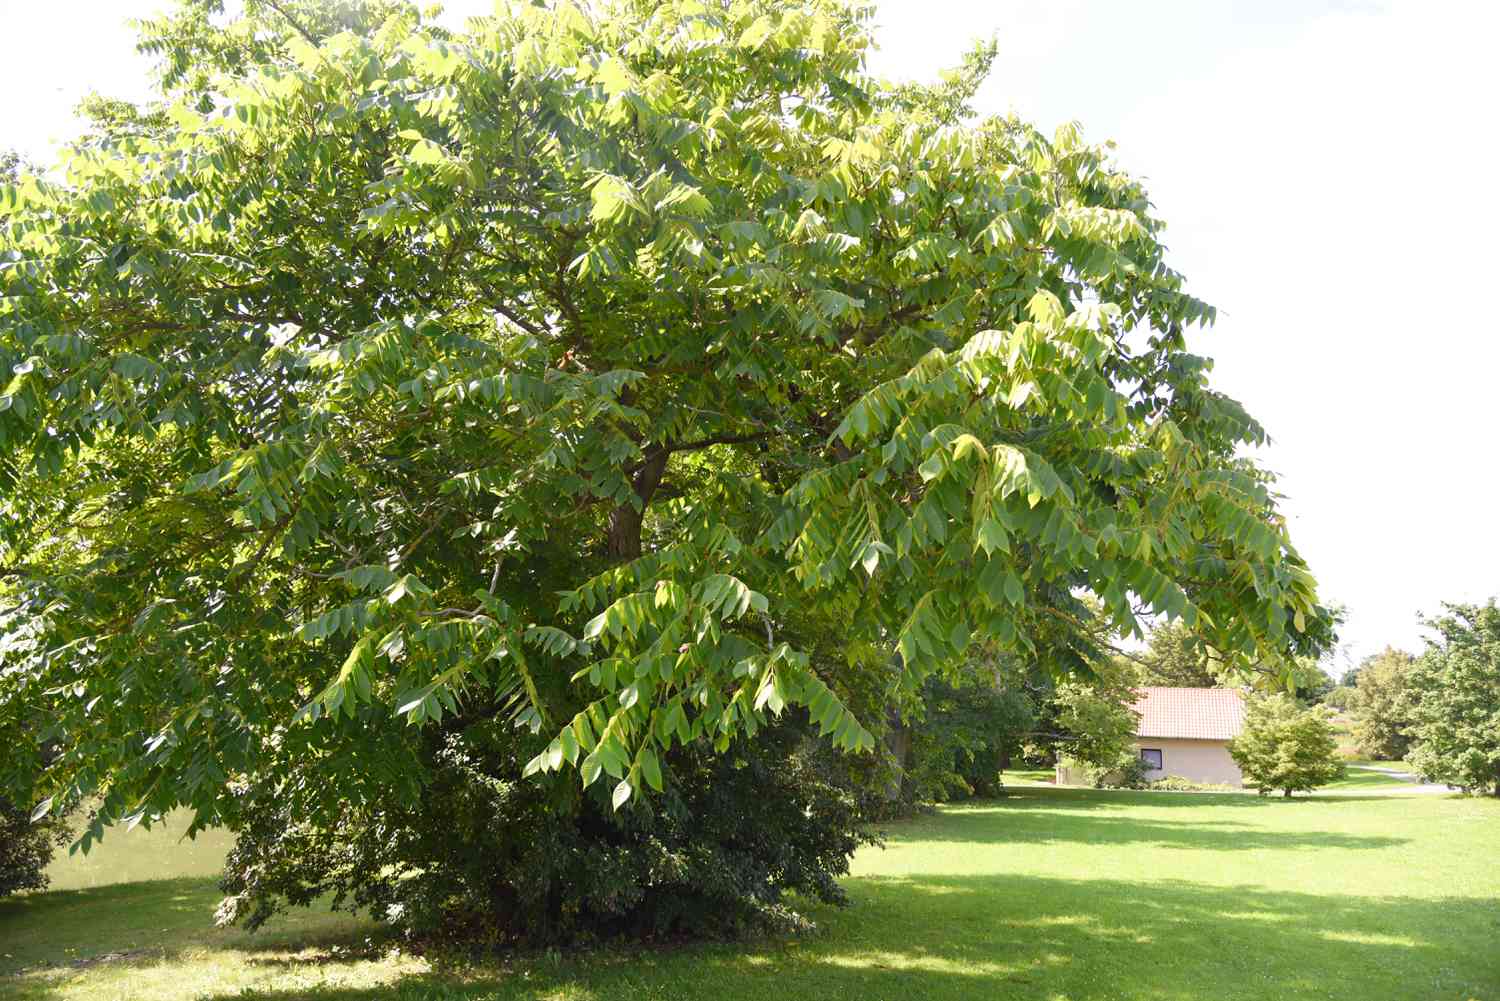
[1327,765,1454,796]
[1354,764,1420,780]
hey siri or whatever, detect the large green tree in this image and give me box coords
[0,149,72,905]
[1347,646,1416,760]
[1403,602,1500,797]
[2,0,1330,856]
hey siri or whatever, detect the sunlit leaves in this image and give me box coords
[0,0,1332,835]
[589,174,649,226]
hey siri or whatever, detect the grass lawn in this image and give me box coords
[1322,769,1421,792]
[3,788,1496,1001]
[40,812,235,893]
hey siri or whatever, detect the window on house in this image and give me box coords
[1139,748,1164,770]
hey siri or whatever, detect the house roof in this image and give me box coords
[1131,687,1246,742]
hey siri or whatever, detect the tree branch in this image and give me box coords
[493,301,548,338]
[622,432,772,476]
[260,0,320,46]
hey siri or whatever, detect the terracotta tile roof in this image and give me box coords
[1130,686,1246,741]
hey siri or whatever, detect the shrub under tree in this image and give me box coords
[1228,693,1345,797]
[0,798,69,899]
[1402,601,1500,797]
[2,0,1333,941]
[218,712,873,941]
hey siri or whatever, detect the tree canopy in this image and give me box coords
[1228,694,1344,798]
[1,0,1332,842]
[1403,602,1500,797]
[1130,618,1220,687]
[1347,646,1416,760]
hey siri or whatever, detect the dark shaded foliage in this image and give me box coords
[218,713,874,945]
[0,797,69,898]
[901,674,1034,804]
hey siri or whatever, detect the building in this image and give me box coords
[1128,686,1247,787]
[1057,686,1248,788]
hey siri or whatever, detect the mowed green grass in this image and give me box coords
[1323,768,1420,792]
[41,811,234,892]
[3,788,1497,1001]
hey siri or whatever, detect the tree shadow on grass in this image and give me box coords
[1,790,1486,1001]
[0,877,382,980]
[782,874,1500,1001]
[995,786,1271,809]
[993,785,1431,808]
[6,873,1496,1001]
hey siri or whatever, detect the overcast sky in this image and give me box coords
[3,0,1497,670]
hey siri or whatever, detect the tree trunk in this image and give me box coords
[884,714,911,802]
[606,446,668,560]
[1283,788,1292,798]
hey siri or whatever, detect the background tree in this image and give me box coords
[1346,647,1416,760]
[1228,694,1345,797]
[2,0,1331,938]
[1131,618,1220,687]
[1322,684,1355,711]
[898,659,1034,803]
[1285,658,1337,705]
[1402,601,1500,797]
[1052,657,1143,784]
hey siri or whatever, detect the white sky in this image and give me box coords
[3,0,1497,669]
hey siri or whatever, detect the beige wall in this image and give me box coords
[1055,738,1243,788]
[1134,738,1242,787]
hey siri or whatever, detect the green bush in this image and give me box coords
[0,797,69,899]
[1148,775,1233,792]
[1322,685,1355,711]
[1055,752,1149,790]
[217,713,875,945]
[1110,756,1151,790]
[1228,693,1345,797]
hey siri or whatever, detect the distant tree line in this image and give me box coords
[1342,603,1500,796]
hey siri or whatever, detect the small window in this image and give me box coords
[1139,748,1164,770]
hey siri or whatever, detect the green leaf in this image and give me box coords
[581,757,603,788]
[639,747,663,792]
[738,15,774,50]
[918,453,946,482]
